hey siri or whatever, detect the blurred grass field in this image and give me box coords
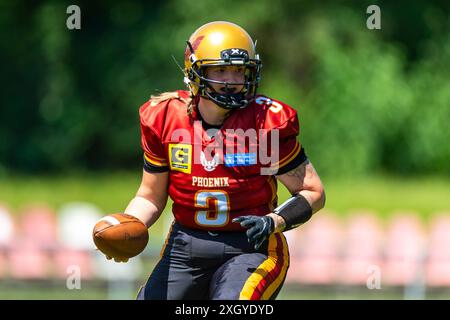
[3,281,450,300]
[2,171,449,220]
[2,171,449,249]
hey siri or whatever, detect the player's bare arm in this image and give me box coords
[270,160,326,232]
[277,159,325,212]
[93,170,169,263]
[125,170,169,228]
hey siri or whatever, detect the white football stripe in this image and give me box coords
[99,216,120,226]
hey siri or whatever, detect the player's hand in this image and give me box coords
[104,254,129,263]
[233,215,275,250]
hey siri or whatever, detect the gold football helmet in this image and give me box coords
[184,21,262,109]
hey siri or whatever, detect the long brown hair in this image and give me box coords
[150,91,195,115]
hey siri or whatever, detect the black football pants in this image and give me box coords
[136,221,290,300]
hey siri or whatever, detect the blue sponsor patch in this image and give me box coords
[224,153,257,167]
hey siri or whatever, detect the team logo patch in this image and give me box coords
[200,151,219,172]
[169,144,192,174]
[224,153,257,167]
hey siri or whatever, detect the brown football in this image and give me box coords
[93,213,149,259]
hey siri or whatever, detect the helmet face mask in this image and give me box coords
[192,61,261,109]
[184,21,262,110]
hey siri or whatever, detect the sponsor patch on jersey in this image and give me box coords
[169,144,192,174]
[224,153,257,167]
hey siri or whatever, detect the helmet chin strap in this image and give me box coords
[200,80,249,109]
[203,89,248,109]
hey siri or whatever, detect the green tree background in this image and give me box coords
[1,0,449,178]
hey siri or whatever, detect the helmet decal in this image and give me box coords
[220,48,249,61]
[184,35,205,61]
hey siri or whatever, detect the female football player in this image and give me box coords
[101,21,325,300]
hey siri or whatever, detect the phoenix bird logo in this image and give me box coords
[200,151,219,172]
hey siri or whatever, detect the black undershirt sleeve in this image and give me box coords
[276,147,308,176]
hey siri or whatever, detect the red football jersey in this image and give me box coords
[139,90,304,231]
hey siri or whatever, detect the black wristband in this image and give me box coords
[274,193,312,231]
